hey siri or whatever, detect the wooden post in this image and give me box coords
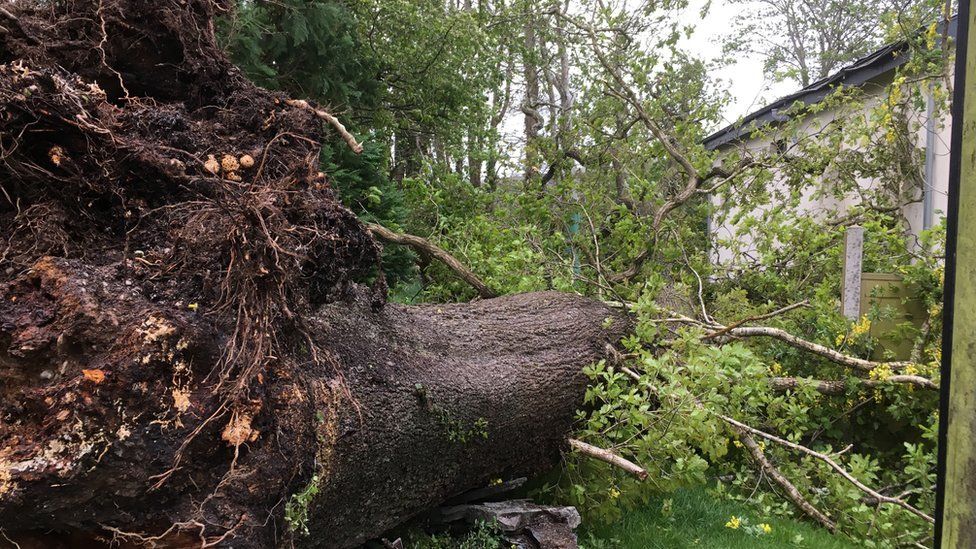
[841,226,864,320]
[936,0,975,545]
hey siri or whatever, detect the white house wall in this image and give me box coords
[709,70,952,268]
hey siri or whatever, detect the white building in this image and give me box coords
[704,19,957,266]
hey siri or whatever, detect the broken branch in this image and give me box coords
[736,427,837,531]
[365,223,498,299]
[770,375,938,394]
[284,99,363,154]
[568,438,649,481]
[701,300,810,341]
[721,326,915,372]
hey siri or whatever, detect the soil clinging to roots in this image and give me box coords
[0,0,384,543]
[0,2,627,547]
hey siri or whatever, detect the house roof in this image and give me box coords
[703,16,958,151]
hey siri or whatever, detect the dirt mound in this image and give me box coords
[0,1,383,543]
[0,0,383,397]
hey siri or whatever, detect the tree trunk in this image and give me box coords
[522,9,541,185]
[0,2,628,547]
[0,262,624,548]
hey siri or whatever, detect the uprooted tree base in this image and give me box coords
[0,1,626,547]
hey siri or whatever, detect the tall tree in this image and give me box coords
[725,0,939,86]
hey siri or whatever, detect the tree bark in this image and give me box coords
[522,9,541,185]
[0,2,629,547]
[0,261,625,548]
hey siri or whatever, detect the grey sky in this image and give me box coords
[681,0,797,127]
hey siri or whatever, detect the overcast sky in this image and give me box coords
[497,0,800,170]
[680,0,797,127]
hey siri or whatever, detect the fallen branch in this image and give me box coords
[735,426,837,531]
[618,323,934,529]
[723,326,915,372]
[568,438,649,481]
[770,375,938,394]
[701,300,810,341]
[284,99,363,154]
[618,366,839,532]
[650,306,920,375]
[718,413,934,524]
[365,223,498,299]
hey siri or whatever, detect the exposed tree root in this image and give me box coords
[0,2,627,547]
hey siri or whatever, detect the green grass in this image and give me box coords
[581,488,858,549]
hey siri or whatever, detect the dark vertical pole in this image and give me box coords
[936,0,974,546]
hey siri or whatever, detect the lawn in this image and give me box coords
[581,488,858,549]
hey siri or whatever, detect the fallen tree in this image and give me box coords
[0,2,627,547]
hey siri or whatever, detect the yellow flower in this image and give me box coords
[608,487,621,500]
[851,315,872,338]
[733,440,743,448]
[760,523,772,534]
[770,362,782,375]
[725,516,741,529]
[869,363,892,382]
[490,478,503,486]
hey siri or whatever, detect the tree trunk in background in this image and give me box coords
[468,132,483,188]
[522,10,541,184]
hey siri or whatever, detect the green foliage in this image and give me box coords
[434,407,489,445]
[580,487,858,548]
[321,141,416,283]
[415,383,490,444]
[285,475,321,537]
[404,520,503,549]
[220,0,380,110]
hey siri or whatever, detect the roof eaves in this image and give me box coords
[703,17,957,151]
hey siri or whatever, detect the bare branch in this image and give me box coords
[702,300,810,341]
[365,223,497,299]
[770,375,938,394]
[722,326,915,373]
[284,99,363,154]
[568,438,649,481]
